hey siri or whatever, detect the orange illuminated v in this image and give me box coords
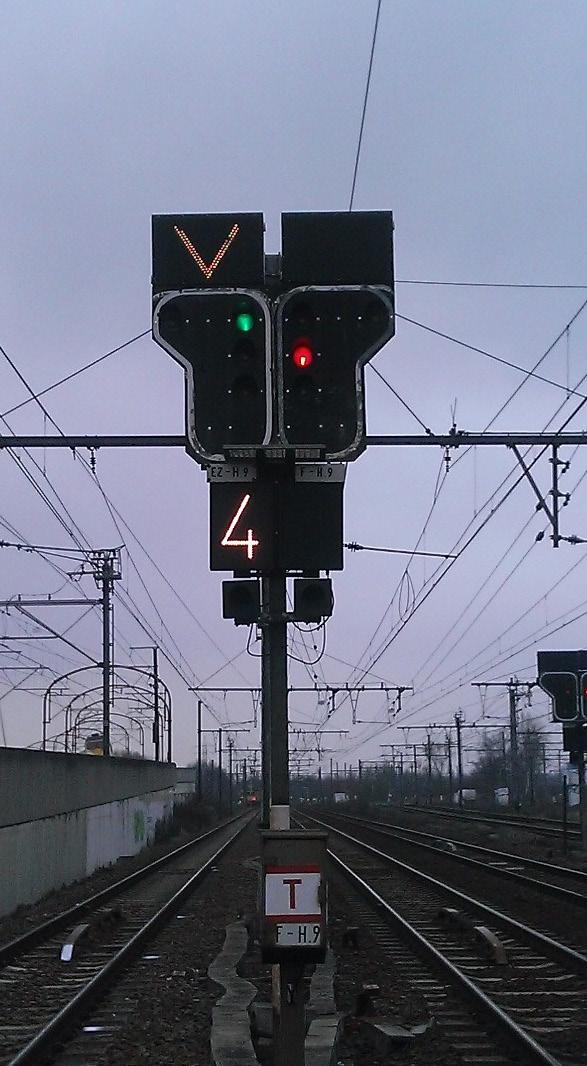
[174,223,240,280]
[221,493,259,560]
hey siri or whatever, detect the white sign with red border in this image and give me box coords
[264,864,321,922]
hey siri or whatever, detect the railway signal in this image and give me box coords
[154,290,271,463]
[537,650,587,721]
[276,286,394,459]
[538,671,579,721]
[277,211,395,460]
[152,213,270,464]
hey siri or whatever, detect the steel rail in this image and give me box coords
[6,815,251,1066]
[401,803,581,838]
[325,811,587,906]
[328,848,561,1066]
[354,811,587,878]
[302,812,587,974]
[0,812,248,967]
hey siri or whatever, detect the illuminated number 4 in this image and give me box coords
[221,494,259,560]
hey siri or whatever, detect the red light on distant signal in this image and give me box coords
[292,341,314,369]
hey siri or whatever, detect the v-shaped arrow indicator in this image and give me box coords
[174,223,240,280]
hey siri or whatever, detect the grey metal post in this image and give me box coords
[261,602,272,827]
[228,738,234,814]
[563,774,568,854]
[197,699,202,802]
[101,557,112,757]
[167,679,172,763]
[261,551,304,1065]
[426,734,433,804]
[446,733,453,798]
[509,682,520,809]
[153,646,160,761]
[262,572,289,811]
[455,715,463,807]
[577,746,587,844]
[218,728,223,813]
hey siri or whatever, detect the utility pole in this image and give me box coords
[455,714,463,807]
[97,553,118,756]
[197,699,202,802]
[101,558,112,757]
[228,738,234,814]
[446,733,453,797]
[131,644,162,760]
[509,682,520,809]
[426,734,433,804]
[166,672,172,763]
[413,744,418,803]
[201,729,225,810]
[472,679,535,809]
[149,646,160,761]
[218,728,223,813]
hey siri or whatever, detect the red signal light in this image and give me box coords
[292,341,314,369]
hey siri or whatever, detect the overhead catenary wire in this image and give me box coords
[404,373,587,690]
[348,0,382,211]
[342,296,587,697]
[396,303,587,400]
[0,340,240,727]
[0,330,150,419]
[396,280,587,290]
[329,406,587,738]
[2,336,252,697]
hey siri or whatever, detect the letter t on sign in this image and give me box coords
[282,878,302,910]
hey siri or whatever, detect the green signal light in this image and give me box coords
[235,311,255,333]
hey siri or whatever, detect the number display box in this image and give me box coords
[259,830,328,964]
[209,480,343,573]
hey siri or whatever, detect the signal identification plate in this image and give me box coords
[275,922,322,946]
[207,463,257,483]
[295,463,346,483]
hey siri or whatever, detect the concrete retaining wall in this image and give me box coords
[0,748,197,918]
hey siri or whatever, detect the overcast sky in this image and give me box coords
[1,0,587,775]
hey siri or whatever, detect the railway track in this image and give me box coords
[0,813,252,1065]
[398,802,581,839]
[319,808,587,908]
[300,811,587,1066]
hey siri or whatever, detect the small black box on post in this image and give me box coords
[222,579,260,625]
[294,578,334,622]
